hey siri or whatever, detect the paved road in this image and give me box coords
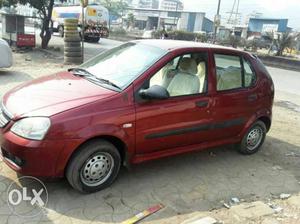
[267,67,300,106]
[47,34,123,60]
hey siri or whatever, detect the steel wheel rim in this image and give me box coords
[80,152,114,187]
[246,126,263,150]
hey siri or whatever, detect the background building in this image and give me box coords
[138,0,159,9]
[248,18,289,36]
[127,7,213,33]
[159,0,183,11]
[131,0,159,9]
[178,12,213,33]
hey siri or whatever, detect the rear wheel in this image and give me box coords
[238,120,266,155]
[66,140,121,193]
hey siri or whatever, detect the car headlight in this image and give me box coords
[11,117,51,140]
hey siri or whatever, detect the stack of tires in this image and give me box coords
[64,18,82,64]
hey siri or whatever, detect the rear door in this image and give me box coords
[210,50,260,140]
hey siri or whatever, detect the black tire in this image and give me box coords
[84,36,100,43]
[66,140,121,193]
[64,51,82,57]
[65,31,78,35]
[64,42,81,48]
[238,120,266,155]
[65,34,80,39]
[64,56,83,64]
[64,19,78,25]
[64,46,81,52]
[92,37,100,43]
[64,36,81,42]
[64,26,78,31]
[64,33,80,38]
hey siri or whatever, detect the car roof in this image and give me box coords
[132,39,245,54]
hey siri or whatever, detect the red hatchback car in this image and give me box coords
[0,40,274,193]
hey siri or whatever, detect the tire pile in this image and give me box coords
[64,19,82,64]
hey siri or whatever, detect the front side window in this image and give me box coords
[149,52,208,97]
[80,43,167,90]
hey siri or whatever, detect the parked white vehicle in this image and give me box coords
[0,39,12,68]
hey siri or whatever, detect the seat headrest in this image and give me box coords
[178,58,198,75]
[197,61,206,77]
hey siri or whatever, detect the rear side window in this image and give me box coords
[215,54,257,91]
[215,54,242,91]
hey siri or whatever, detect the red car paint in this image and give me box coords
[0,40,274,178]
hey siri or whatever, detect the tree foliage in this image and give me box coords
[0,0,18,7]
[267,32,300,56]
[100,0,127,17]
[19,0,56,48]
[276,32,300,56]
[126,12,135,28]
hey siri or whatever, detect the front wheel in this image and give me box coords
[238,120,266,155]
[66,140,121,193]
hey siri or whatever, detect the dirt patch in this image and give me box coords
[274,100,300,113]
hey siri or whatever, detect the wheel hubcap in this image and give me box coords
[246,127,263,150]
[80,152,114,187]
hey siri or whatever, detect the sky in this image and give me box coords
[182,0,300,30]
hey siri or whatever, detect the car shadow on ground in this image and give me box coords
[0,70,33,98]
[0,70,32,84]
[0,136,299,223]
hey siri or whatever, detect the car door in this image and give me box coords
[210,50,260,141]
[134,50,215,155]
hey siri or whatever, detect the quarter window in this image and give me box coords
[243,58,256,87]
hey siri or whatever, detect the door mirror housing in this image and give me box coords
[139,85,170,100]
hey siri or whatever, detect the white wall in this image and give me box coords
[194,13,204,32]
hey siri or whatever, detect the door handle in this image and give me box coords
[195,100,209,108]
[248,94,258,102]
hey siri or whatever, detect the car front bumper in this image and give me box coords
[0,128,80,178]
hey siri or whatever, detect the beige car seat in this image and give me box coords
[197,61,206,93]
[167,58,200,96]
[162,64,176,88]
[217,67,242,91]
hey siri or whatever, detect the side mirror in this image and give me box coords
[139,85,170,100]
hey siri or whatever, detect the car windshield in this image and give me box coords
[79,42,167,90]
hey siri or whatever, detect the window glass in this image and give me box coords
[215,54,242,91]
[243,58,256,87]
[80,43,167,90]
[149,52,208,97]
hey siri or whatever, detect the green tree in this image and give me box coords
[0,0,18,7]
[17,0,63,49]
[100,0,127,17]
[268,32,300,56]
[126,12,135,28]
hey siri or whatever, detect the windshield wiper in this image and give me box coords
[91,77,122,90]
[68,68,121,90]
[68,68,93,77]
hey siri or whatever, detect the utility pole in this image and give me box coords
[80,0,88,62]
[82,5,85,62]
[213,0,221,43]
